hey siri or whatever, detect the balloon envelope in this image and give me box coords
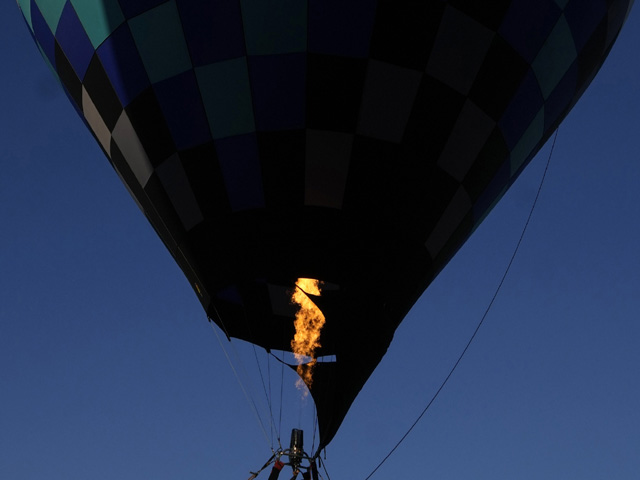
[18,0,634,452]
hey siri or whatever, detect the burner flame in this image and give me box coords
[290,278,325,394]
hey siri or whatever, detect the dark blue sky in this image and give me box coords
[2,3,639,479]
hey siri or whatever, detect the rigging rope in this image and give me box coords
[362,129,559,479]
[208,310,273,450]
[320,456,332,480]
[266,346,278,446]
[279,349,285,441]
[251,343,279,447]
[233,297,282,447]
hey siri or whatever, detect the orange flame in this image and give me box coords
[291,278,325,394]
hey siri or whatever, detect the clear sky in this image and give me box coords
[1,3,639,480]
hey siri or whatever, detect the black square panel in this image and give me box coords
[82,53,123,131]
[462,128,509,201]
[449,0,512,31]
[368,0,446,70]
[468,35,529,121]
[403,74,466,161]
[178,142,232,217]
[343,135,404,217]
[54,42,83,110]
[257,130,306,209]
[124,86,176,166]
[399,162,461,241]
[306,54,367,133]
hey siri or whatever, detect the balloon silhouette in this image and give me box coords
[18,0,634,452]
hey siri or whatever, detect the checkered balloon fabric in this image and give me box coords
[19,0,634,451]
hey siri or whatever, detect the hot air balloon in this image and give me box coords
[17,0,635,474]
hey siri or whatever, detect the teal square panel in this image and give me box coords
[196,57,255,139]
[70,0,125,48]
[34,0,67,33]
[532,15,577,99]
[241,0,307,55]
[17,0,32,30]
[128,0,192,83]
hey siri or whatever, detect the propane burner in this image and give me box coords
[288,429,304,470]
[248,429,319,480]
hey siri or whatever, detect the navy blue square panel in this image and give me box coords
[31,2,56,68]
[308,0,377,57]
[248,54,306,131]
[97,23,150,107]
[306,54,367,133]
[215,285,243,306]
[215,134,265,211]
[82,54,123,131]
[403,75,466,161]
[499,0,561,63]
[178,142,231,217]
[54,42,83,109]
[177,0,246,65]
[153,69,212,150]
[565,0,607,51]
[369,0,445,70]
[499,68,544,150]
[257,131,305,209]
[55,2,94,80]
[468,36,529,121]
[575,19,607,91]
[124,87,176,166]
[544,62,578,131]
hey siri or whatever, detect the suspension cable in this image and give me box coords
[311,401,318,454]
[208,312,273,449]
[362,129,559,479]
[279,349,285,440]
[251,343,279,447]
[266,346,276,445]
[224,296,282,448]
[320,456,332,480]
